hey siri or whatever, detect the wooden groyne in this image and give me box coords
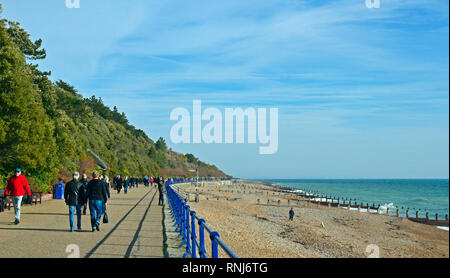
[200,180,449,228]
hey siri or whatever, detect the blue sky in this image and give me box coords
[1,0,448,178]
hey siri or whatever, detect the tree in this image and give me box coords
[185,153,198,164]
[155,137,167,151]
[0,21,57,175]
[2,20,46,60]
[56,80,80,97]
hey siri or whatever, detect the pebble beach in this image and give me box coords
[177,180,449,258]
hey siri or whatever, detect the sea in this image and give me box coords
[258,179,449,219]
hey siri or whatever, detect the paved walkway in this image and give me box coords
[0,185,168,258]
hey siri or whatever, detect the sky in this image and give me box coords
[1,0,448,179]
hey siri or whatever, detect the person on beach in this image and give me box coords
[64,172,84,232]
[289,208,295,221]
[86,171,108,232]
[80,173,88,215]
[4,168,31,225]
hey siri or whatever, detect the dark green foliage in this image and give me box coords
[155,137,167,151]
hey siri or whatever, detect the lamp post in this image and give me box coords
[189,168,199,203]
[195,167,199,202]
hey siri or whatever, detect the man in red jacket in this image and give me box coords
[5,168,31,224]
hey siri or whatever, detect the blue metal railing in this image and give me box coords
[165,180,238,258]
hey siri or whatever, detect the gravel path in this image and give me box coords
[0,186,167,258]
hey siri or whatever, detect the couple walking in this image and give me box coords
[64,171,109,232]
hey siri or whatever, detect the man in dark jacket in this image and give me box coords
[86,171,108,232]
[289,208,295,221]
[114,175,123,193]
[157,176,165,206]
[79,173,88,215]
[64,172,83,232]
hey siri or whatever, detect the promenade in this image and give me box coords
[0,185,167,258]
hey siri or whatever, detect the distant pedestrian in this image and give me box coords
[101,175,111,224]
[154,176,160,188]
[289,208,294,221]
[150,176,154,187]
[133,176,138,188]
[124,176,129,194]
[80,173,88,215]
[114,175,123,194]
[5,168,31,225]
[86,171,108,232]
[64,172,84,232]
[157,176,165,206]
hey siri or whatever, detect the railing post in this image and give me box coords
[185,205,191,256]
[210,231,220,258]
[180,198,185,237]
[198,219,206,258]
[191,211,197,258]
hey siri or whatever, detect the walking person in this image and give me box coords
[289,208,295,221]
[4,168,31,225]
[157,176,165,206]
[114,175,123,194]
[124,176,129,194]
[101,175,111,224]
[154,176,160,188]
[64,172,84,232]
[144,176,149,188]
[86,171,108,232]
[80,173,88,215]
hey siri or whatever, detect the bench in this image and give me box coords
[0,190,43,212]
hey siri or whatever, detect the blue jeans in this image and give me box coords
[12,196,23,222]
[69,205,83,230]
[89,199,104,229]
